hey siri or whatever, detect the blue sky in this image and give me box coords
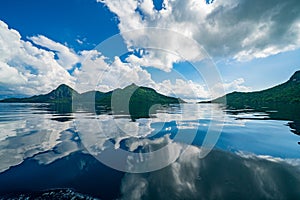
[0,0,119,51]
[0,0,299,100]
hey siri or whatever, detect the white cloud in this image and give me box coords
[0,20,210,99]
[75,49,224,100]
[76,38,83,44]
[30,35,79,70]
[99,56,154,90]
[154,79,210,100]
[100,0,300,64]
[0,62,27,85]
[152,78,250,100]
[210,78,251,99]
[126,51,181,72]
[74,49,210,100]
[0,20,75,95]
[0,18,250,100]
[74,50,155,93]
[73,50,110,92]
[222,78,251,92]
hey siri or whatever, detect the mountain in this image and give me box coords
[0,83,183,109]
[89,83,184,118]
[95,83,184,105]
[0,84,79,103]
[211,70,300,106]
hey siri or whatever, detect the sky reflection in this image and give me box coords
[0,103,299,175]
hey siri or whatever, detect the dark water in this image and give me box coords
[0,103,300,199]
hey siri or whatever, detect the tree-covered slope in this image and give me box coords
[0,83,183,107]
[213,70,300,105]
[93,83,183,117]
[0,84,78,103]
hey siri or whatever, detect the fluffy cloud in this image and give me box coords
[222,78,251,92]
[0,20,207,99]
[30,35,79,70]
[76,49,246,100]
[0,62,27,85]
[0,18,249,100]
[100,0,300,64]
[74,50,155,93]
[153,78,250,100]
[126,51,182,72]
[0,20,74,95]
[154,79,210,100]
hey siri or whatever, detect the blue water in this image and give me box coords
[0,103,300,199]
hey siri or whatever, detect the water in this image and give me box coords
[0,103,300,199]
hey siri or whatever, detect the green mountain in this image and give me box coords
[90,83,184,118]
[0,84,184,117]
[0,84,79,103]
[211,70,300,106]
[95,83,183,105]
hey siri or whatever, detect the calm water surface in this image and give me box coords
[0,103,300,199]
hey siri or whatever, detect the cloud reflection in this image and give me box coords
[120,145,300,200]
[0,113,73,173]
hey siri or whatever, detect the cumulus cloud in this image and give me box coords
[152,78,250,100]
[0,20,209,99]
[0,62,27,85]
[76,50,246,100]
[0,20,74,95]
[0,18,250,99]
[154,79,209,100]
[210,77,251,97]
[222,78,251,92]
[30,35,79,70]
[75,48,247,100]
[126,50,182,72]
[1,0,299,99]
[100,0,300,64]
[74,50,155,93]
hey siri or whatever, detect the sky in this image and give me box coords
[0,0,299,101]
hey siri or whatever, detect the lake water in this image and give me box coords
[0,103,300,199]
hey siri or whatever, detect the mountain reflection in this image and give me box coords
[225,103,300,144]
[0,103,218,174]
[1,103,300,199]
[1,102,300,174]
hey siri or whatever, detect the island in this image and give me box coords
[0,83,185,119]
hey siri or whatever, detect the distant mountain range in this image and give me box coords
[2,70,300,109]
[0,84,78,104]
[209,70,300,106]
[0,84,184,117]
